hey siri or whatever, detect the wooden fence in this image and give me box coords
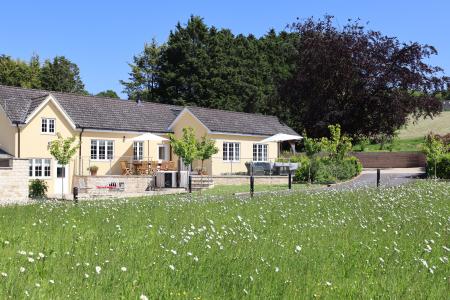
[351,152,426,168]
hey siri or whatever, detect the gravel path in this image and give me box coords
[328,168,426,191]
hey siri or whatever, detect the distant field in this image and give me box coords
[398,111,450,139]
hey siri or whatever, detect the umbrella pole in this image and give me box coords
[147,140,150,175]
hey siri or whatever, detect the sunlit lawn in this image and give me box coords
[0,181,448,299]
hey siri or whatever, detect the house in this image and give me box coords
[0,85,298,197]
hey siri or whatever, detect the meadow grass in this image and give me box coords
[0,181,449,299]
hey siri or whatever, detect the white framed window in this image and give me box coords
[133,141,144,161]
[29,159,51,178]
[158,144,170,161]
[90,140,114,160]
[253,144,268,162]
[41,118,55,134]
[223,142,240,162]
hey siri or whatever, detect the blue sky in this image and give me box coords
[1,1,448,98]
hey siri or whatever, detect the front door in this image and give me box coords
[55,163,69,195]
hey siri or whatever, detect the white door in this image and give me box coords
[55,163,69,195]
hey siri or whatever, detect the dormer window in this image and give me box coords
[41,118,55,134]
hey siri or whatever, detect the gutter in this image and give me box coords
[79,127,84,175]
[14,122,21,158]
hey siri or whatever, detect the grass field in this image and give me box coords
[398,111,450,139]
[0,181,449,299]
[353,111,449,152]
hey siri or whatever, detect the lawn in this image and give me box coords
[0,181,449,299]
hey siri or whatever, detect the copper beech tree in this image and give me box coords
[280,15,448,138]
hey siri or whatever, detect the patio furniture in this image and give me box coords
[120,161,132,175]
[272,162,299,175]
[150,161,159,173]
[167,160,176,171]
[245,162,274,175]
[137,161,150,175]
[160,161,169,171]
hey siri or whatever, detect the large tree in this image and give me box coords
[0,54,41,89]
[40,56,86,94]
[120,38,164,102]
[95,90,119,98]
[280,16,448,137]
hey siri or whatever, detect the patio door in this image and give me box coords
[55,163,69,195]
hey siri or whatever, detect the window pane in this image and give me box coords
[235,143,240,161]
[41,119,47,133]
[44,159,51,177]
[34,159,42,177]
[29,159,33,177]
[229,143,234,161]
[49,119,55,133]
[57,166,65,178]
[90,140,97,160]
[99,140,106,160]
[107,141,114,160]
[222,143,228,161]
[253,144,257,161]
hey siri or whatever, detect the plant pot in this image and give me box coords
[90,170,97,176]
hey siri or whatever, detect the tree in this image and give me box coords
[320,125,353,161]
[168,127,198,170]
[423,133,447,179]
[40,56,86,94]
[49,133,79,198]
[96,90,119,98]
[280,15,448,138]
[196,136,218,173]
[120,38,164,102]
[0,54,41,88]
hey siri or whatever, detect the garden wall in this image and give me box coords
[212,175,289,185]
[351,152,426,168]
[0,159,29,204]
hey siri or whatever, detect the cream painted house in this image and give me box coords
[0,85,298,197]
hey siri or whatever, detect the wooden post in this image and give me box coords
[288,171,292,190]
[188,175,192,193]
[250,175,254,197]
[377,169,381,187]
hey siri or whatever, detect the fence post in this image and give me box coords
[250,175,254,197]
[288,171,292,190]
[188,175,192,193]
[377,169,381,187]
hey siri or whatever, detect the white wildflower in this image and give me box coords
[19,267,26,273]
[1,272,7,277]
[169,264,175,271]
[95,266,101,274]
[27,257,35,263]
[140,295,149,300]
[326,281,332,286]
[49,279,55,284]
[295,245,302,253]
[275,267,280,272]
[121,267,127,272]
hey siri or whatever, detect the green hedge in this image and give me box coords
[426,154,450,179]
[280,154,362,184]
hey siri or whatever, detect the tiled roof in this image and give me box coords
[0,85,297,136]
[186,106,298,136]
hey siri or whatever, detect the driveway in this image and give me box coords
[328,168,426,191]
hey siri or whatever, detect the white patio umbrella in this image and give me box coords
[260,133,303,155]
[127,133,169,161]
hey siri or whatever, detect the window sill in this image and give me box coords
[41,132,56,135]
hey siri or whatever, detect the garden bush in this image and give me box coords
[290,155,362,184]
[426,154,450,179]
[29,179,48,199]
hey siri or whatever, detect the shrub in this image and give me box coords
[294,156,362,184]
[426,154,450,179]
[29,179,48,199]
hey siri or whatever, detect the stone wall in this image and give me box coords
[212,175,289,185]
[73,175,156,198]
[0,159,29,204]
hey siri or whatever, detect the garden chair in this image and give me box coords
[160,161,169,171]
[138,161,150,175]
[150,161,159,174]
[120,161,132,176]
[167,161,176,171]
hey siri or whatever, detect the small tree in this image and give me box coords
[321,124,352,161]
[303,133,323,183]
[196,136,218,174]
[168,127,198,171]
[49,133,79,198]
[423,133,447,179]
